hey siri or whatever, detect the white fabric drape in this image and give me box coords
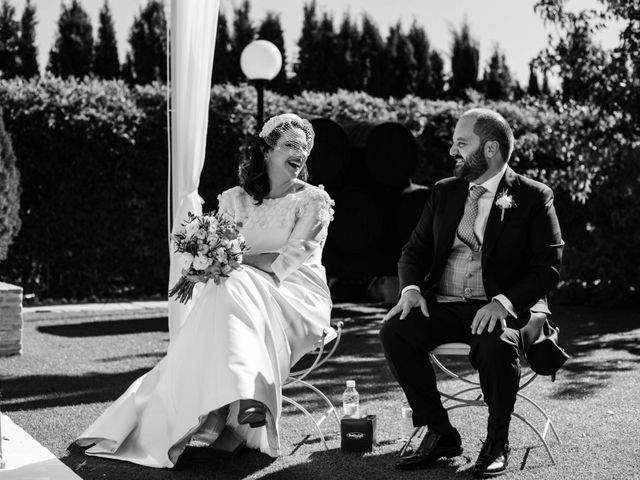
[167,0,220,340]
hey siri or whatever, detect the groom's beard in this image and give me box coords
[454,147,489,182]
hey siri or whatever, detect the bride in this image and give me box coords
[76,113,335,467]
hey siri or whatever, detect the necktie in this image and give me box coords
[457,185,487,252]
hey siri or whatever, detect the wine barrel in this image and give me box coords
[343,122,418,189]
[307,118,351,193]
[395,184,431,247]
[327,187,386,254]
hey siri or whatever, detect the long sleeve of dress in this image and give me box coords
[271,189,334,282]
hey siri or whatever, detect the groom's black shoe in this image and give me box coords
[395,428,462,470]
[472,438,511,477]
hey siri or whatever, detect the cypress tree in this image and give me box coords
[123,0,166,84]
[407,19,431,98]
[450,18,479,98]
[559,23,602,102]
[93,0,119,79]
[335,12,361,91]
[211,10,234,85]
[527,63,540,96]
[385,22,416,98]
[315,12,338,92]
[229,0,254,82]
[359,14,385,97]
[0,0,20,78]
[295,0,320,91]
[16,0,38,78]
[483,44,512,100]
[257,12,287,92]
[429,50,445,98]
[48,0,94,78]
[541,70,551,95]
[512,80,525,100]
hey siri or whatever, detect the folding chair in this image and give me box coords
[399,342,561,465]
[282,321,344,449]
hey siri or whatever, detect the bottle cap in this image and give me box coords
[346,380,356,387]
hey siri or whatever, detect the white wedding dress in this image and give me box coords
[76,184,335,468]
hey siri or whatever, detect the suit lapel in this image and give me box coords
[482,166,519,266]
[435,179,468,260]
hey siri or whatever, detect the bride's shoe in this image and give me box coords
[237,400,267,428]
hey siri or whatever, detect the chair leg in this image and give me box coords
[440,403,558,467]
[440,385,484,406]
[516,391,561,443]
[291,379,341,428]
[424,348,560,468]
[282,395,329,450]
[512,412,556,466]
[399,426,426,457]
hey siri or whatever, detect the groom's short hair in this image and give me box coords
[461,108,514,162]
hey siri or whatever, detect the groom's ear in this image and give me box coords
[484,140,500,159]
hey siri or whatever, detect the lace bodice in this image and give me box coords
[218,185,333,231]
[217,185,334,280]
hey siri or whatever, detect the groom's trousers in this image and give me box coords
[379,298,524,442]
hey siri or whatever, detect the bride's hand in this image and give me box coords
[182,267,210,284]
[184,273,207,283]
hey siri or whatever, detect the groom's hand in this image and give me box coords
[382,289,429,321]
[471,300,508,335]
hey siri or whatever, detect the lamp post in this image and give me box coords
[240,40,283,127]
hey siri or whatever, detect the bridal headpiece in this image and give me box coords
[259,113,315,157]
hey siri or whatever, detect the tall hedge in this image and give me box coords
[0,110,20,263]
[0,77,637,304]
[0,76,143,298]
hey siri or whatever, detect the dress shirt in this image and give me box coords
[470,163,508,244]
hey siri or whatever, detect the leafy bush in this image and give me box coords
[0,110,20,263]
[0,76,144,298]
[0,78,636,304]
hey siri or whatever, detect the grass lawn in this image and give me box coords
[2,302,639,479]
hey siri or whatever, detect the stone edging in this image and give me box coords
[0,281,23,356]
[22,301,168,323]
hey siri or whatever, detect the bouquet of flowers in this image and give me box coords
[169,211,246,303]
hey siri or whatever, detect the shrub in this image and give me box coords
[0,76,144,298]
[0,110,20,263]
[0,78,636,304]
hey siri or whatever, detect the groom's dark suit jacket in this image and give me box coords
[399,167,564,318]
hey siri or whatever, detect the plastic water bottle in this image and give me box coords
[400,405,414,441]
[342,380,359,417]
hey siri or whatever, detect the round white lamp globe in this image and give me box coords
[240,40,283,81]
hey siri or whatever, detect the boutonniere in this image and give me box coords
[495,189,516,221]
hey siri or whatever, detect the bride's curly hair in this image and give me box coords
[238,118,313,204]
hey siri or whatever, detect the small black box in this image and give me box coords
[340,415,377,452]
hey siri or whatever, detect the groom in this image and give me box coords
[379,108,563,477]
